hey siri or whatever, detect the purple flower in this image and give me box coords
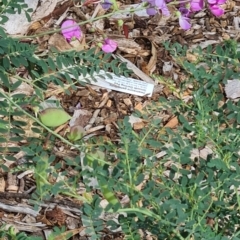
[217,0,227,4]
[190,0,204,11]
[61,19,82,42]
[179,7,190,17]
[179,16,191,30]
[207,0,226,4]
[154,0,164,8]
[209,4,224,16]
[144,0,170,16]
[161,1,170,16]
[207,0,226,16]
[101,0,112,10]
[208,0,216,3]
[176,9,191,30]
[101,39,117,53]
[146,7,157,15]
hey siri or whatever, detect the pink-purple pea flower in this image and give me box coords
[190,0,204,12]
[179,16,191,30]
[191,0,226,17]
[177,8,191,30]
[144,0,170,16]
[61,19,82,42]
[101,38,118,53]
[101,0,112,10]
[208,0,226,17]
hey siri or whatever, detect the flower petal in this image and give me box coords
[101,0,112,10]
[160,1,170,16]
[216,0,226,4]
[207,0,217,4]
[61,20,82,42]
[190,0,204,11]
[146,7,157,15]
[179,7,190,17]
[154,0,164,8]
[102,39,118,53]
[209,4,224,16]
[179,16,191,30]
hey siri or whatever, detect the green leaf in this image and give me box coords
[0,71,10,88]
[178,115,194,132]
[237,112,240,124]
[39,108,71,127]
[0,15,9,24]
[0,27,7,38]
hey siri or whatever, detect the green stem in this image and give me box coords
[111,0,119,11]
[117,208,185,239]
[124,141,133,194]
[14,6,146,40]
[0,91,80,149]
[0,1,11,15]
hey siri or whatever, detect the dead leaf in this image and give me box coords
[69,109,92,127]
[27,21,43,34]
[48,33,72,52]
[106,100,112,108]
[133,14,147,29]
[186,52,199,63]
[1,0,38,35]
[92,18,105,31]
[164,116,178,128]
[104,117,117,125]
[31,0,58,21]
[162,61,173,75]
[144,41,157,75]
[46,206,66,226]
[37,214,53,226]
[115,54,155,84]
[123,98,133,107]
[70,37,87,51]
[134,102,143,111]
[41,0,74,23]
[199,146,213,160]
[45,83,70,98]
[6,173,18,192]
[193,40,219,50]
[0,178,6,192]
[207,217,215,228]
[128,115,143,127]
[133,121,145,130]
[115,38,150,55]
[10,78,34,96]
[115,39,141,49]
[225,79,240,99]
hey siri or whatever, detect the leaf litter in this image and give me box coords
[0,0,239,238]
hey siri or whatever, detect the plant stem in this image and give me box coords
[14,6,146,40]
[1,91,79,149]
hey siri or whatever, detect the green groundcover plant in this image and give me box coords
[0,1,240,240]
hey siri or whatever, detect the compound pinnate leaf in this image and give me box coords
[39,108,71,127]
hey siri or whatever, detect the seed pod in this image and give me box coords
[39,108,71,127]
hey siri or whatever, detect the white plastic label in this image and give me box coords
[77,70,154,97]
